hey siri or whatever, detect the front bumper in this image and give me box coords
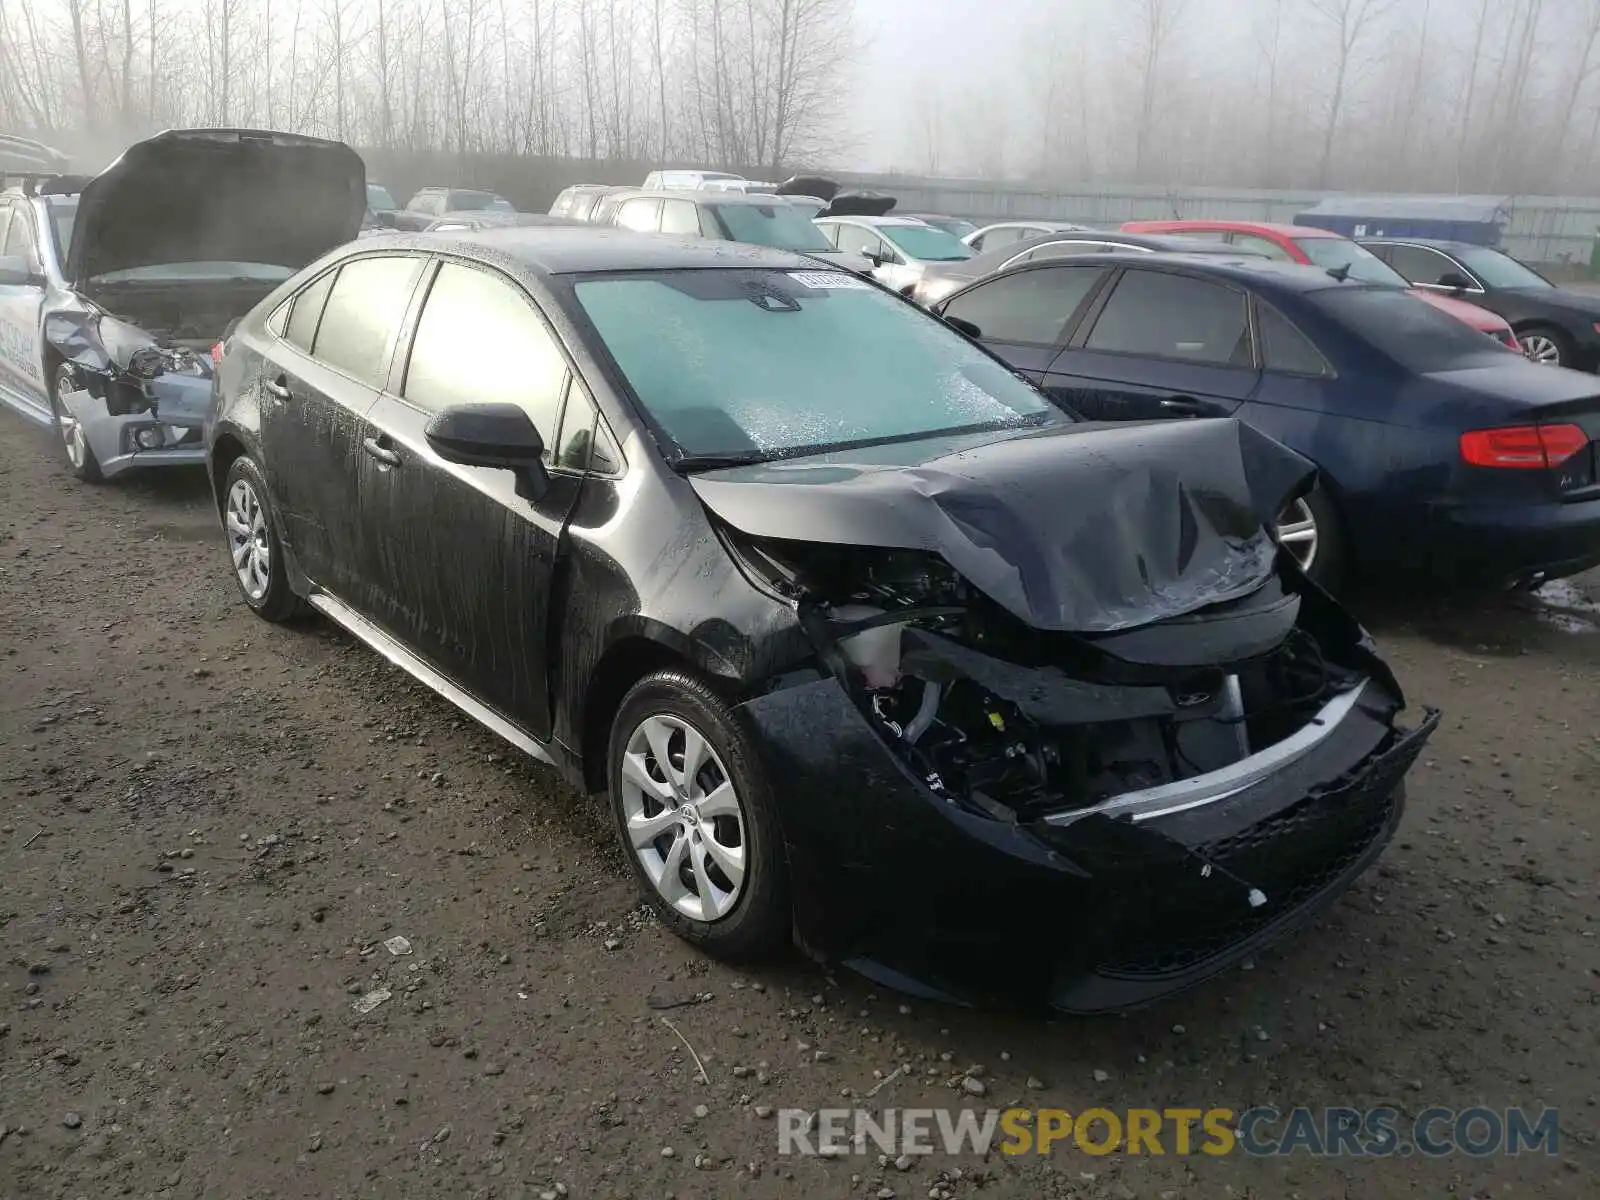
[739,674,1437,1013]
[61,366,210,478]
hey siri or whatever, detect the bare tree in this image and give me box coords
[1307,0,1395,187]
[1128,0,1188,182]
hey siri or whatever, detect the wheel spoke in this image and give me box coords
[678,727,710,797]
[700,833,745,891]
[622,750,674,803]
[226,513,251,538]
[696,781,739,822]
[1278,523,1316,545]
[690,839,725,918]
[654,829,689,902]
[231,539,251,568]
[642,718,680,791]
[626,804,680,850]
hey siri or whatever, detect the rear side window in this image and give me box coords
[1085,270,1250,365]
[661,199,701,236]
[942,267,1104,346]
[1256,302,1330,375]
[403,262,567,454]
[312,256,424,385]
[284,268,336,352]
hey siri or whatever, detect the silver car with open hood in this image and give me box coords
[0,127,364,481]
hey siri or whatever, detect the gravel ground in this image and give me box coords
[1,409,1597,1200]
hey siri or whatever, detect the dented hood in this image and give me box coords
[689,418,1316,633]
[69,128,367,284]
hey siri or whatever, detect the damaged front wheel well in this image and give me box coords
[580,638,728,795]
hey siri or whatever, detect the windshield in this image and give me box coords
[90,262,297,284]
[367,183,397,211]
[1450,245,1552,289]
[449,190,513,212]
[573,269,1064,460]
[711,203,833,251]
[1311,287,1511,372]
[881,224,973,262]
[919,216,979,239]
[48,204,74,257]
[1292,237,1409,286]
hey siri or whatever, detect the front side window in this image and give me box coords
[709,203,833,251]
[572,268,1066,461]
[1085,270,1250,365]
[942,266,1104,345]
[615,198,661,232]
[404,262,567,453]
[1380,244,1462,287]
[311,255,424,385]
[3,203,40,270]
[832,224,880,256]
[1230,233,1294,261]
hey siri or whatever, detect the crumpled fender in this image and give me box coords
[44,308,210,422]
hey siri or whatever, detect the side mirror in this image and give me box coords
[1438,271,1472,292]
[375,210,399,228]
[0,254,38,287]
[862,250,884,268]
[942,314,981,339]
[424,403,550,500]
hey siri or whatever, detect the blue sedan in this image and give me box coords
[931,253,1600,589]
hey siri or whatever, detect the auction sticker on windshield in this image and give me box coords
[788,271,870,289]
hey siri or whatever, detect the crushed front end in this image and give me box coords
[733,542,1437,1013]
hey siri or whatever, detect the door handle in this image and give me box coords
[264,374,291,401]
[362,436,402,467]
[1159,396,1210,417]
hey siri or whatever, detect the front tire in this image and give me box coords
[48,363,103,483]
[607,670,790,960]
[221,456,302,622]
[1516,324,1572,367]
[1277,485,1346,592]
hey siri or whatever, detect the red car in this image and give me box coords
[1121,219,1522,351]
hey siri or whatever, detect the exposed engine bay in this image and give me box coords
[734,535,1377,824]
[89,279,281,350]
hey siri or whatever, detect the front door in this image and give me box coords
[1045,267,1259,421]
[258,253,426,604]
[361,258,586,739]
[0,201,50,418]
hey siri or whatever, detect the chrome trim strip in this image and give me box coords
[307,591,555,765]
[1043,681,1370,827]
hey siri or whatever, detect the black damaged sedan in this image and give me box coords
[204,228,1437,1012]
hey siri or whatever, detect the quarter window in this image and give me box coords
[1256,302,1330,375]
[942,267,1104,346]
[403,262,567,454]
[1085,270,1250,365]
[311,256,424,385]
[284,268,337,352]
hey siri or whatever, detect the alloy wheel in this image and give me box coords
[225,479,272,601]
[1520,333,1562,365]
[619,713,747,923]
[1276,496,1319,573]
[54,368,88,469]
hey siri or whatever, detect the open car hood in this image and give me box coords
[820,190,898,218]
[689,418,1316,633]
[69,128,367,284]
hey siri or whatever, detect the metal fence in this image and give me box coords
[839,174,1600,269]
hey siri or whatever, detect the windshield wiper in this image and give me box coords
[670,452,773,473]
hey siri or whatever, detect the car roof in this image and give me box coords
[359,226,815,275]
[609,188,799,208]
[1127,218,1329,239]
[816,215,926,226]
[1013,251,1361,292]
[1357,235,1480,252]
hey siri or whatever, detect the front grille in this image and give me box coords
[1092,715,1435,979]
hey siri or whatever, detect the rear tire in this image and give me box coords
[48,363,103,484]
[607,670,791,961]
[221,456,303,623]
[1277,485,1346,592]
[1516,324,1572,367]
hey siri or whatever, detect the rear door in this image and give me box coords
[258,253,427,605]
[1045,266,1260,422]
[935,264,1109,399]
[361,258,589,738]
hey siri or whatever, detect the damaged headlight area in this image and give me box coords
[46,312,215,419]
[731,532,1398,825]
